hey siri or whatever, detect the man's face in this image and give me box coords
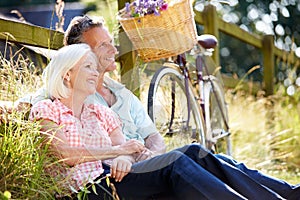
[82,27,118,73]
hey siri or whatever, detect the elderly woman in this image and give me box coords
[21,15,166,162]
[29,42,298,200]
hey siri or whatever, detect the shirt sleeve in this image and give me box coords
[29,99,59,124]
[93,104,122,135]
[130,94,158,139]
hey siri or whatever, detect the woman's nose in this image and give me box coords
[93,68,100,77]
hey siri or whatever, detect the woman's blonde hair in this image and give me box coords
[43,43,93,99]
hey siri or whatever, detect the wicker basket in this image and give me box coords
[118,0,197,62]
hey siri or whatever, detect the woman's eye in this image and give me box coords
[86,64,97,70]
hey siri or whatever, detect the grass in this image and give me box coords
[0,115,59,199]
[227,89,300,184]
[0,49,61,200]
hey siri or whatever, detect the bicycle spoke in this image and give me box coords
[148,65,206,151]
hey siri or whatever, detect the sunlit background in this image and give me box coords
[1,0,300,87]
[1,2,300,198]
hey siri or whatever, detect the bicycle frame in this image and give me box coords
[173,42,230,147]
[195,52,230,132]
[147,34,231,154]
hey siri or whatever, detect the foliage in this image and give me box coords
[195,0,300,53]
[1,0,300,197]
[195,0,300,95]
[0,48,61,199]
[0,114,59,199]
[0,46,43,102]
[80,0,119,33]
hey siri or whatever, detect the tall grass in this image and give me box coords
[0,47,60,199]
[227,88,300,184]
[0,116,59,199]
[0,46,43,102]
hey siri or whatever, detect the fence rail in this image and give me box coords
[0,18,63,50]
[194,5,300,95]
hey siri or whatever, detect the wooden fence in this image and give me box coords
[1,3,300,95]
[194,5,300,95]
[0,18,63,50]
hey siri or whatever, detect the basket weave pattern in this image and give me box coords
[118,0,197,62]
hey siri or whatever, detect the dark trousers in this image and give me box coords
[83,144,293,200]
[214,153,295,198]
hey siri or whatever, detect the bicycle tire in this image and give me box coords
[203,75,232,155]
[148,64,206,151]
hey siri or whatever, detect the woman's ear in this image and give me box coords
[64,73,71,82]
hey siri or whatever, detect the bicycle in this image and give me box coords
[147,34,231,155]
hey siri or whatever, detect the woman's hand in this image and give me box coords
[119,139,146,155]
[111,155,134,182]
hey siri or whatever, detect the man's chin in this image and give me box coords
[105,64,117,72]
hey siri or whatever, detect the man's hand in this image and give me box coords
[134,149,154,162]
[110,155,133,182]
[144,132,166,156]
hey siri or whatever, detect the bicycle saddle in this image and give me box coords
[197,34,218,49]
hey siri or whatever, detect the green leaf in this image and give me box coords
[3,191,11,199]
[77,192,82,200]
[69,185,78,194]
[92,184,98,195]
[106,176,110,187]
[95,178,102,184]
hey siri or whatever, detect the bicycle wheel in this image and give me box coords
[148,64,206,151]
[203,75,231,155]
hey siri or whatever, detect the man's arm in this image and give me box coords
[144,132,166,155]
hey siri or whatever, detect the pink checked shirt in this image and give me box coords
[30,99,121,191]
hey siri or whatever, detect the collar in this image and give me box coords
[53,99,97,116]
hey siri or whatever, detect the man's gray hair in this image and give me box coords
[64,15,104,46]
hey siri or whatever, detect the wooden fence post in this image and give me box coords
[262,35,275,95]
[202,4,220,67]
[117,0,139,96]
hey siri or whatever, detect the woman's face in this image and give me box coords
[82,27,118,73]
[68,52,99,96]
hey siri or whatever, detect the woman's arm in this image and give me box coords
[40,120,145,166]
[110,126,126,146]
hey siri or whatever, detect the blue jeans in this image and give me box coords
[178,144,296,199]
[86,144,288,200]
[214,152,296,198]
